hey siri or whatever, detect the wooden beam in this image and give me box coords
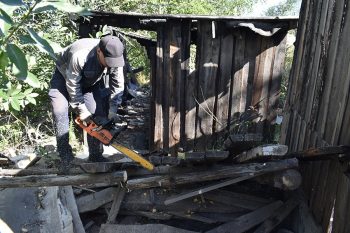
[206,201,283,233]
[76,187,118,213]
[59,186,86,233]
[0,171,127,188]
[253,196,301,233]
[107,187,126,223]
[204,189,272,210]
[126,159,298,189]
[234,144,288,163]
[164,173,262,205]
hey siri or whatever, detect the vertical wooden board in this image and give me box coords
[245,31,261,112]
[286,0,311,107]
[321,160,340,230]
[291,115,302,152]
[316,0,344,139]
[297,120,307,151]
[168,21,182,156]
[266,33,287,123]
[149,44,157,150]
[297,0,323,115]
[230,29,246,123]
[184,71,197,151]
[332,172,350,233]
[194,20,221,150]
[302,0,330,126]
[162,25,171,152]
[279,109,290,145]
[259,38,275,122]
[180,20,191,150]
[153,26,164,150]
[213,25,234,143]
[328,6,350,145]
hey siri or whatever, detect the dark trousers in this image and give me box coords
[49,68,108,159]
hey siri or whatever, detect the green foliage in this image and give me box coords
[0,0,86,112]
[265,0,301,16]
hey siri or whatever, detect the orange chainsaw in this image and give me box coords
[75,116,154,171]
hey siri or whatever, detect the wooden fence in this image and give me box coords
[151,19,294,154]
[281,0,350,231]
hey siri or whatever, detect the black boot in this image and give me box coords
[58,147,74,174]
[88,154,109,162]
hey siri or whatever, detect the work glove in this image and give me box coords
[77,103,92,122]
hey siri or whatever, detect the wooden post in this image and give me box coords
[107,187,126,223]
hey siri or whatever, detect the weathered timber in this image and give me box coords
[178,151,230,163]
[76,187,118,213]
[206,201,283,233]
[149,151,229,166]
[59,186,85,233]
[99,224,197,233]
[285,146,350,161]
[253,196,301,233]
[254,169,302,190]
[0,158,11,165]
[224,133,263,151]
[107,187,126,223]
[119,189,246,213]
[126,159,298,189]
[0,171,127,188]
[164,173,262,205]
[234,144,288,163]
[0,167,84,176]
[204,189,272,210]
[120,210,172,220]
[169,211,218,224]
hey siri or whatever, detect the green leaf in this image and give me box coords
[23,88,33,95]
[0,0,24,6]
[23,72,40,88]
[10,97,20,111]
[26,96,36,105]
[33,1,90,14]
[29,92,39,98]
[19,34,36,44]
[6,43,28,77]
[26,28,56,60]
[0,50,9,70]
[0,9,12,36]
[0,8,13,24]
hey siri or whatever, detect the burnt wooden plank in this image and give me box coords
[332,172,350,233]
[195,20,221,150]
[207,201,283,233]
[168,21,182,155]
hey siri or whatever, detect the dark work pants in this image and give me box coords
[49,68,108,159]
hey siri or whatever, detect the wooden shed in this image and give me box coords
[281,0,350,231]
[79,12,298,155]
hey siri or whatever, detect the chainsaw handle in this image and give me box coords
[75,117,113,145]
